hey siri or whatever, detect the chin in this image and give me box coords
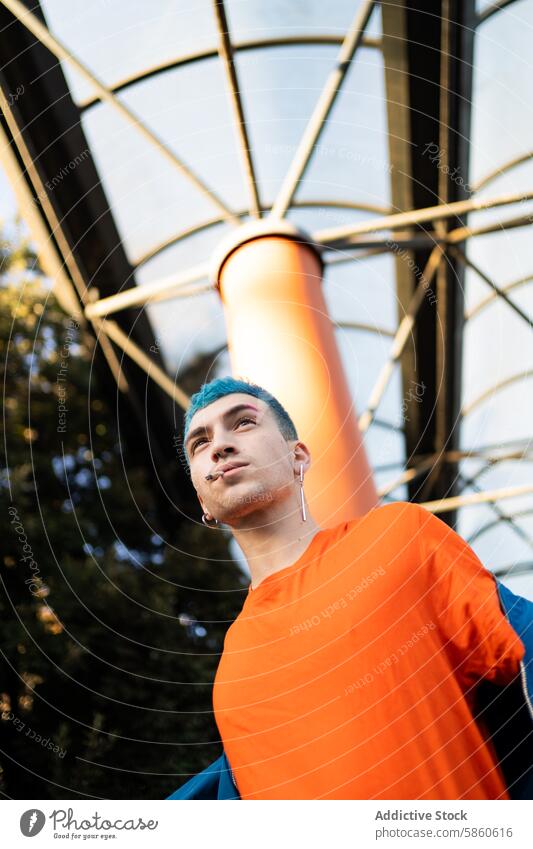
[219,488,275,522]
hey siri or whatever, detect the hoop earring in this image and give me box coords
[299,463,307,522]
[202,513,219,528]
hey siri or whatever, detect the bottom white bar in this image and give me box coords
[2,799,532,848]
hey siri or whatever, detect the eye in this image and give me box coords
[191,435,208,453]
[236,416,255,427]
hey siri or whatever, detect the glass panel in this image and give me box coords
[41,0,217,100]
[225,0,380,41]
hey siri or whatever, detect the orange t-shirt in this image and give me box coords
[212,501,525,799]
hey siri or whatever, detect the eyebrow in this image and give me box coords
[185,403,259,452]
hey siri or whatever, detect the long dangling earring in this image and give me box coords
[299,463,307,522]
[202,513,219,528]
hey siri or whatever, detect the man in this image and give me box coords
[167,376,533,800]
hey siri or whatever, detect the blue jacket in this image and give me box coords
[166,579,533,800]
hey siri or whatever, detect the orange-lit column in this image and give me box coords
[214,224,378,528]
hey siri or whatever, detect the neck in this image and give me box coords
[229,496,321,590]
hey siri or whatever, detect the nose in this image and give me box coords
[210,432,236,462]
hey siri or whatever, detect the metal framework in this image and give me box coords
[1,0,531,565]
[212,0,261,219]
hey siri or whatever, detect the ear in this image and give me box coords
[292,440,312,475]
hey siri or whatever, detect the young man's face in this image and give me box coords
[185,392,301,524]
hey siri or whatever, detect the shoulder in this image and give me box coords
[363,501,463,558]
[335,500,424,563]
[365,500,446,540]
[343,500,424,536]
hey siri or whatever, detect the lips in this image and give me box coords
[218,462,248,477]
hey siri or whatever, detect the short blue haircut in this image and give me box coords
[182,376,298,466]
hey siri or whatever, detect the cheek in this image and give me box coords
[191,467,207,492]
[256,441,292,476]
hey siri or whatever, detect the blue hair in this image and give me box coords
[182,376,298,466]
